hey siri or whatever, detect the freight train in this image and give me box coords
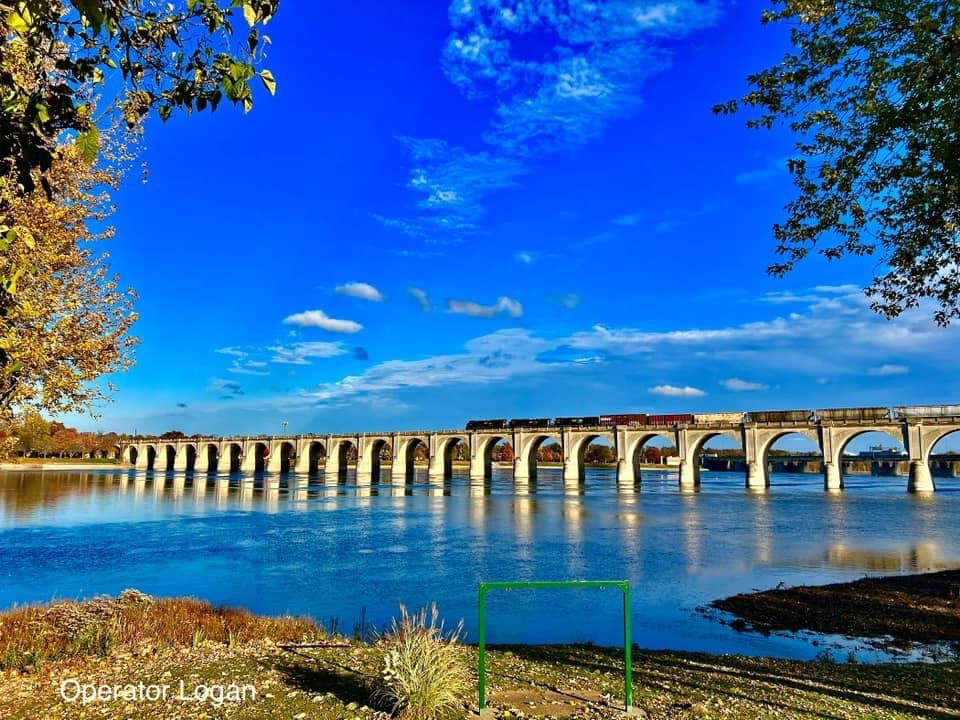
[464,405,960,430]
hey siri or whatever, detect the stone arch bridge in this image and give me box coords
[121,415,960,493]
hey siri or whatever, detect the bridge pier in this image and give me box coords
[562,458,580,486]
[678,460,699,490]
[745,461,768,491]
[908,461,935,492]
[469,453,486,481]
[616,458,635,486]
[823,461,843,491]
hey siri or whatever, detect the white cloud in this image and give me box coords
[269,341,347,365]
[867,364,909,376]
[409,287,431,312]
[562,293,580,309]
[515,251,533,263]
[215,347,269,376]
[335,282,384,302]
[649,384,706,397]
[282,309,363,333]
[448,296,523,318]
[722,378,769,391]
[207,378,244,398]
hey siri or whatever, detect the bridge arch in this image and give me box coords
[474,434,513,479]
[126,445,138,465]
[922,426,960,464]
[366,437,392,482]
[397,437,428,483]
[222,442,242,472]
[306,440,326,473]
[143,444,158,471]
[518,432,562,481]
[435,435,469,479]
[175,443,197,472]
[162,444,177,471]
[242,441,269,473]
[625,432,677,482]
[200,443,218,472]
[568,432,615,484]
[926,428,960,481]
[269,440,297,473]
[329,438,358,480]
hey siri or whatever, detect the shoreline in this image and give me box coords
[710,568,960,650]
[1,591,957,719]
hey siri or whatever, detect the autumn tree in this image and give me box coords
[0,143,137,415]
[12,409,50,456]
[0,0,278,418]
[717,1,960,324]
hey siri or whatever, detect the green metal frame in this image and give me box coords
[477,580,633,712]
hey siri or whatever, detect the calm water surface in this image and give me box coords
[1,468,958,660]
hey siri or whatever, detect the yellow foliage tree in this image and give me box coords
[0,144,137,419]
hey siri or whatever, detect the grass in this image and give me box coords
[372,604,469,719]
[0,590,317,672]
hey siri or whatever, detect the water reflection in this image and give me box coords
[1,468,958,660]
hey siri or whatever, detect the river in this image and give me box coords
[1,468,957,661]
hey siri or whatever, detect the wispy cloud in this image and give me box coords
[867,364,909,376]
[409,287,431,312]
[215,346,270,376]
[515,251,534,264]
[735,156,788,185]
[207,378,244,399]
[448,296,523,318]
[649,384,706,397]
[562,293,580,309]
[282,310,363,333]
[379,0,721,243]
[268,341,347,365]
[335,282,384,302]
[722,377,768,391]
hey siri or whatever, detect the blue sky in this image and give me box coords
[71,0,960,446]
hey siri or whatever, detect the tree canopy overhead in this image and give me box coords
[717,0,960,325]
[0,0,278,419]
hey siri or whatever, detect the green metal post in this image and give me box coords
[623,583,633,711]
[478,584,487,710]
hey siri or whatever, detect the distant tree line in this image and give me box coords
[2,410,125,459]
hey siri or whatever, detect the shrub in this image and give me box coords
[372,604,468,720]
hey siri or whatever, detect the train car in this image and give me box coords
[554,416,601,427]
[599,413,648,427]
[694,412,745,424]
[746,410,814,424]
[465,419,508,431]
[647,414,695,426]
[507,418,553,428]
[816,407,890,422]
[893,404,960,418]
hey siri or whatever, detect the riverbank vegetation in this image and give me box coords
[1,592,958,719]
[712,568,960,650]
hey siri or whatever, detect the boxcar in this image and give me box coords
[555,416,601,427]
[893,404,960,418]
[599,413,648,427]
[507,418,553,428]
[647,414,695,426]
[694,412,745,424]
[465,419,508,430]
[816,407,890,422]
[747,410,814,423]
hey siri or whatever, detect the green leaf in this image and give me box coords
[259,69,276,95]
[69,0,105,34]
[75,127,100,164]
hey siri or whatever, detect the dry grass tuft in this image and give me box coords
[0,589,319,672]
[372,603,469,720]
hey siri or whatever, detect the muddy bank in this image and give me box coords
[712,569,960,647]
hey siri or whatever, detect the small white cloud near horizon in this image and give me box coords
[335,282,384,302]
[649,384,706,397]
[409,287,431,312]
[448,296,523,318]
[722,377,769,391]
[282,309,362,333]
[515,251,534,264]
[867,363,909,376]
